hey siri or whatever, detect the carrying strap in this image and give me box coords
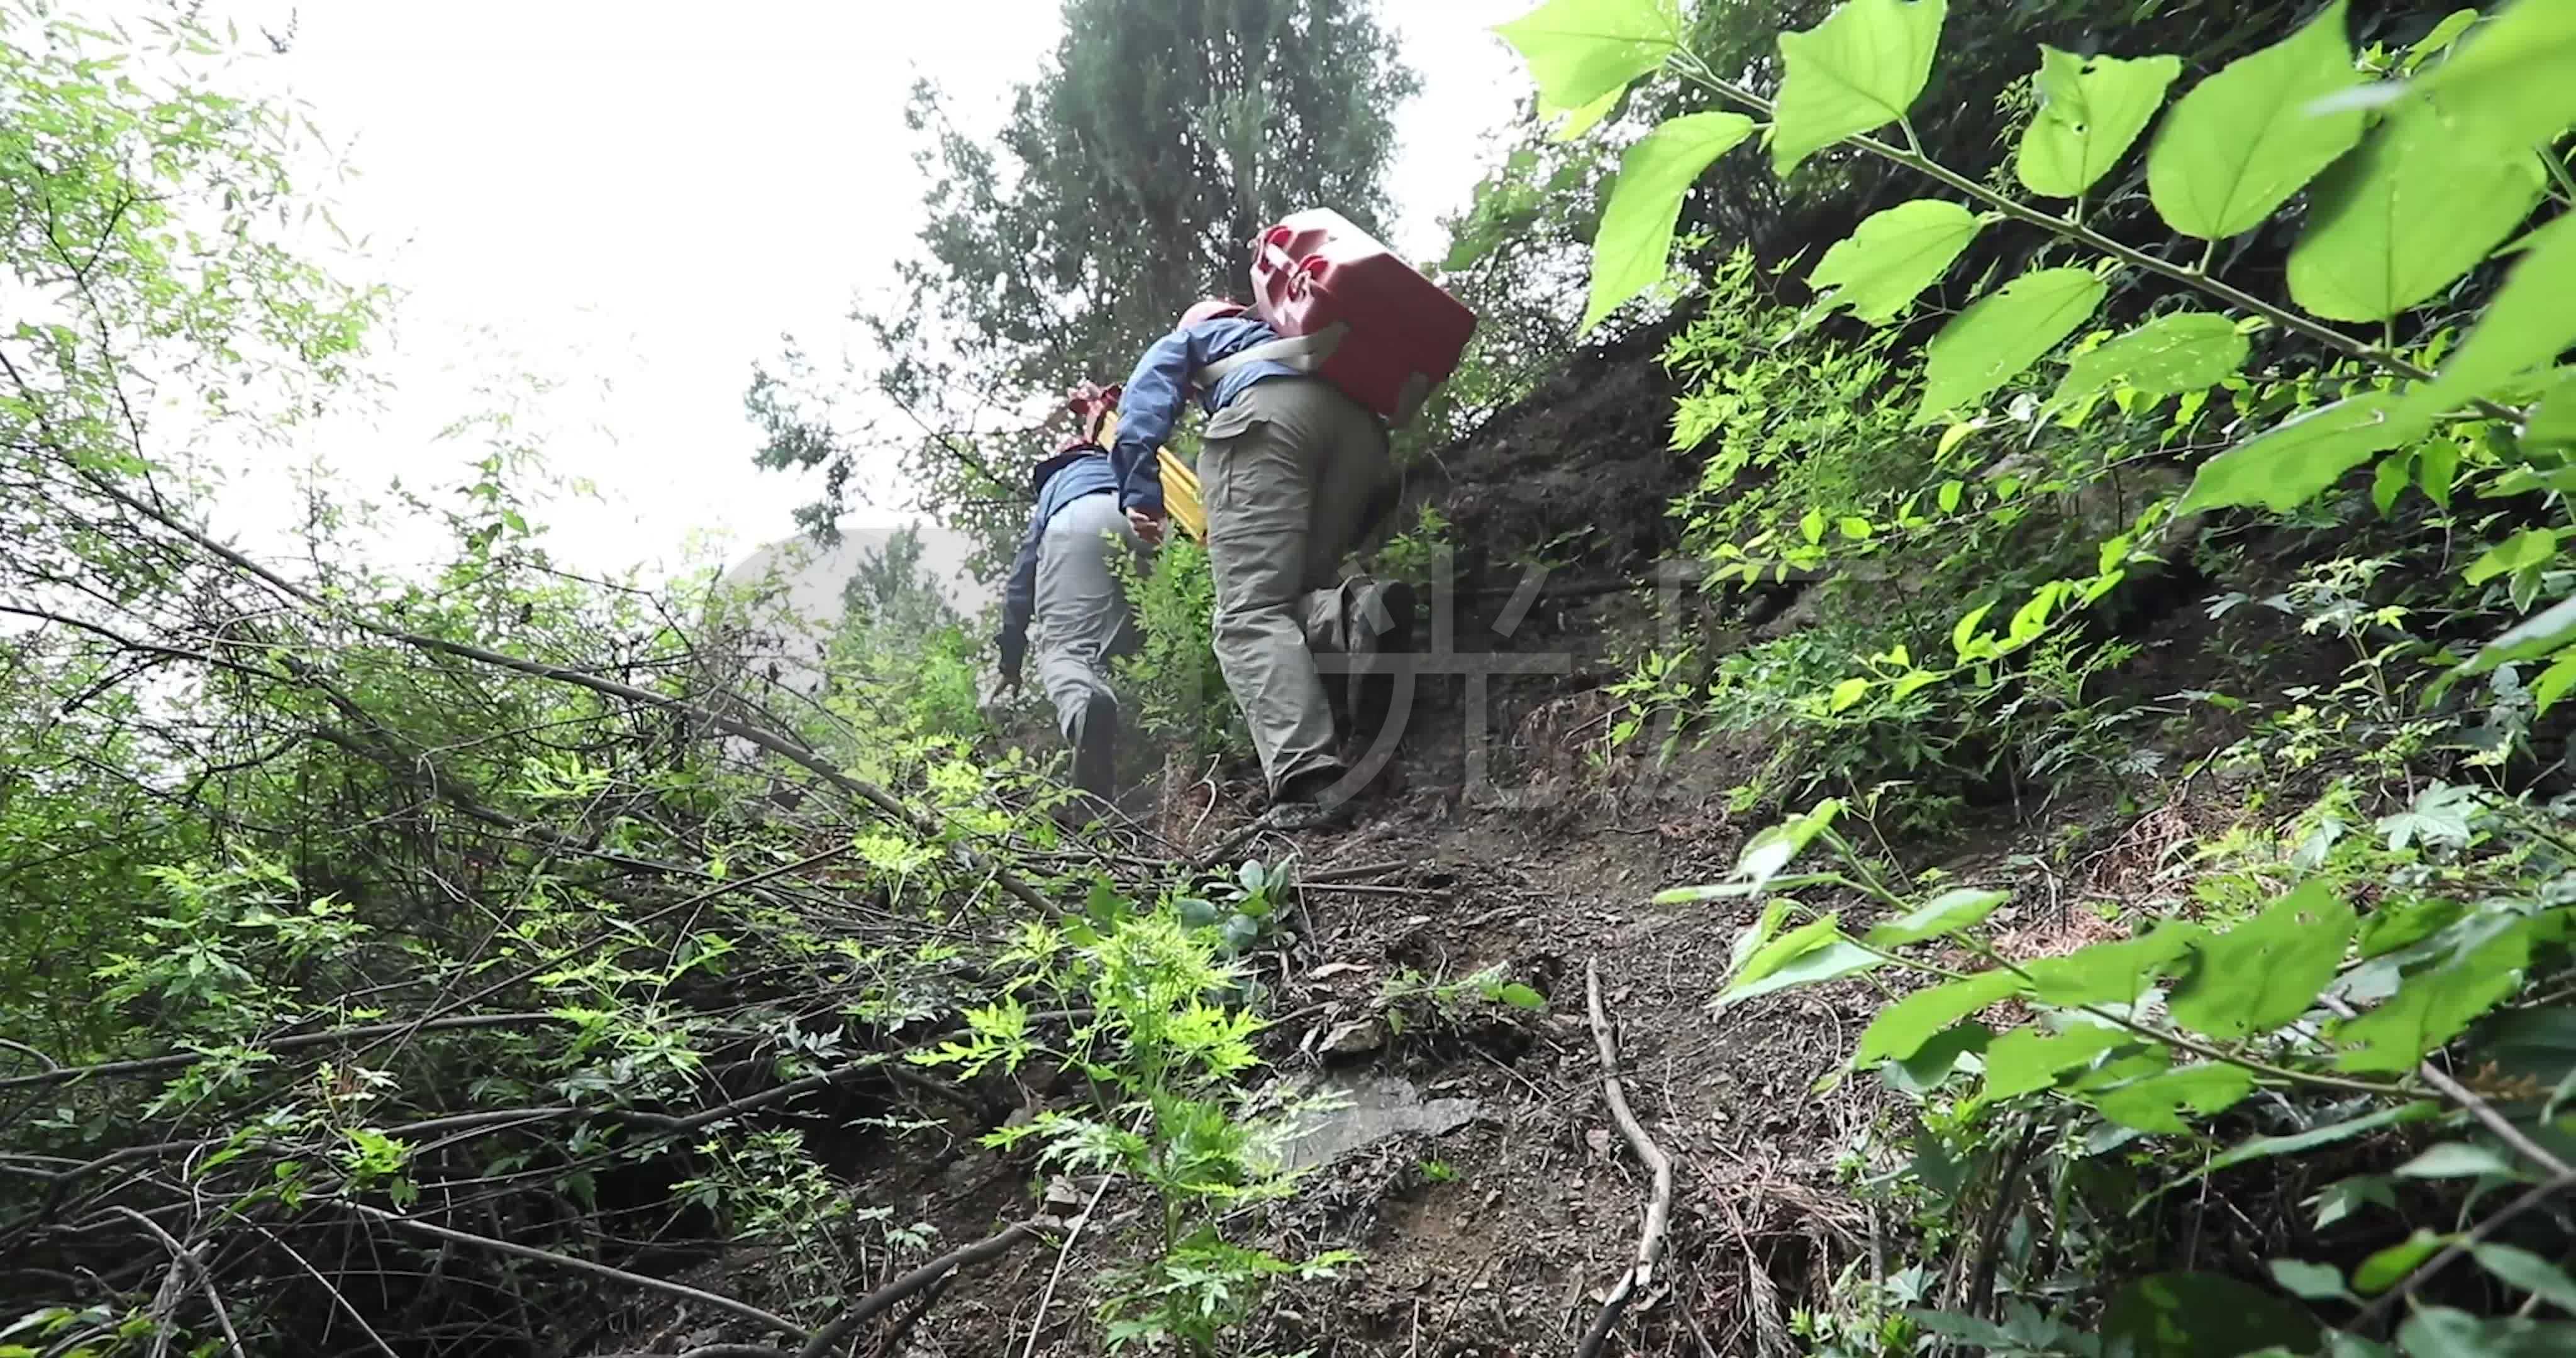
[1191,321,1348,389]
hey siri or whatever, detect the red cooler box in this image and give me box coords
[1249,208,1477,428]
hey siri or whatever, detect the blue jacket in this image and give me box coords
[1110,316,1302,514]
[996,448,1121,685]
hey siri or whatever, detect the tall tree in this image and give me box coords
[748,0,1418,577]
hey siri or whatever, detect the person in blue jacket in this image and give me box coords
[996,434,1143,805]
[1113,298,1407,829]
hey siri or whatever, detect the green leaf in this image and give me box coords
[2469,1242,2576,1315]
[1985,1022,2128,1100]
[1828,676,1872,711]
[2269,1258,2354,1303]
[2467,595,2576,675]
[1770,0,1949,175]
[2331,920,2531,1073]
[2536,652,2576,715]
[2146,0,2365,240]
[1584,113,1758,328]
[2404,9,2482,74]
[1494,0,1683,113]
[1719,938,1885,1009]
[2413,1315,2576,1357]
[1884,1020,1990,1095]
[1495,982,1547,1011]
[2088,1061,2256,1134]
[2055,312,2250,405]
[1916,267,2107,419]
[2396,1306,2576,1357]
[2168,879,2355,1039]
[2401,214,2576,421]
[2465,528,2561,586]
[2395,1142,2521,1179]
[2287,91,2548,324]
[2177,394,2433,514]
[2017,46,2184,198]
[1733,800,1844,891]
[1548,87,1624,141]
[2419,436,2462,507]
[2205,1100,2441,1173]
[2528,369,2576,447]
[2022,921,2204,1006]
[1865,888,2009,947]
[1856,969,2023,1063]
[1805,199,1985,324]
[2356,1228,2449,1294]
[1735,914,1843,988]
[2101,1272,2323,1358]
[2415,0,2576,160]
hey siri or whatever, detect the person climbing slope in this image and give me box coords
[996,428,1146,807]
[1111,297,1409,829]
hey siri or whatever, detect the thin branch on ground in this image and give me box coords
[345,1200,804,1341]
[796,1217,1052,1358]
[1020,1169,1118,1358]
[1575,958,1677,1358]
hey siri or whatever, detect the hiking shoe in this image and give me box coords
[1269,764,1355,831]
[1071,690,1118,804]
[1348,580,1416,746]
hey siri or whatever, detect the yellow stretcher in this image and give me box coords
[1095,409,1206,542]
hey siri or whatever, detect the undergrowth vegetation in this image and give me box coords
[1499,0,2576,1351]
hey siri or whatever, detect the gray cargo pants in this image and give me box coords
[1035,491,1145,754]
[1199,377,1395,795]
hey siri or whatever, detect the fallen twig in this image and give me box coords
[1019,1174,1116,1358]
[114,1207,243,1357]
[1576,958,1675,1358]
[797,1217,1052,1358]
[345,1200,802,1341]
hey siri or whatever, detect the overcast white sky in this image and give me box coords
[183,1,1531,581]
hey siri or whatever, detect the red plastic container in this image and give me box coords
[1248,208,1477,427]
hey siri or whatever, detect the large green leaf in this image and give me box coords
[2331,919,2531,1073]
[2146,0,2365,240]
[2287,91,2548,324]
[1856,969,2023,1063]
[1916,267,2106,418]
[1733,799,1844,892]
[2399,214,2576,421]
[2415,0,2576,160]
[1582,113,1757,329]
[2016,46,2184,199]
[2177,394,2432,514]
[2169,880,2355,1039]
[1806,199,1985,324]
[1985,1023,2128,1100]
[1734,913,1842,989]
[2467,595,2576,675]
[2022,920,2204,1006]
[2470,1242,2576,1315]
[1865,887,2009,947]
[2396,1306,2576,1357]
[1718,938,1885,1008]
[2089,1062,2257,1134]
[2056,312,2250,405]
[2204,1100,2441,1173]
[2101,1272,2323,1358]
[1494,0,1684,114]
[2357,1229,2449,1295]
[1771,0,1949,175]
